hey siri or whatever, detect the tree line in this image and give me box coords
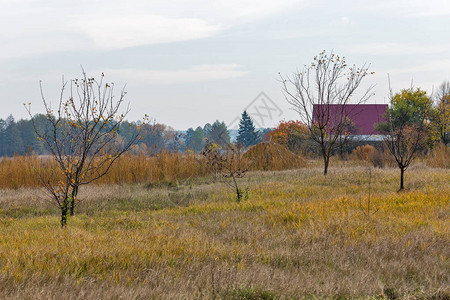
[0,111,270,157]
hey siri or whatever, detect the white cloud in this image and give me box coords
[71,0,304,49]
[347,0,450,17]
[348,42,450,56]
[98,64,248,84]
[385,59,450,75]
[341,16,350,25]
[0,0,303,58]
[390,0,450,17]
[73,15,222,50]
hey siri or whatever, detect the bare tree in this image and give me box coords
[202,143,248,202]
[280,50,374,174]
[358,168,379,219]
[384,125,426,191]
[25,70,147,227]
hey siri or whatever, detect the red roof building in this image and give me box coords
[312,104,388,136]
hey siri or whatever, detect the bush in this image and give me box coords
[371,148,385,168]
[350,144,392,168]
[352,145,375,162]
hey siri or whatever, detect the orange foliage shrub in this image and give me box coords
[266,121,309,153]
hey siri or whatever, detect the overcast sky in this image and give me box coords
[1,0,449,129]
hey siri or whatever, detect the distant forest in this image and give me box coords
[0,115,270,157]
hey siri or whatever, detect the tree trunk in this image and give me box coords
[399,167,405,191]
[323,155,329,175]
[61,205,68,228]
[232,174,241,202]
[69,185,79,216]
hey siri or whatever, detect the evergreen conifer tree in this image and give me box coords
[207,120,230,147]
[236,111,259,147]
[190,126,206,152]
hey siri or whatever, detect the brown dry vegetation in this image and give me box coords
[244,142,306,171]
[426,143,450,168]
[0,152,209,189]
[0,144,447,190]
[0,144,306,190]
[0,164,448,299]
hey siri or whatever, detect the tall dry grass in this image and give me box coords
[0,155,61,189]
[0,146,309,189]
[1,142,447,190]
[0,152,211,189]
[244,142,306,171]
[347,143,445,169]
[426,142,450,168]
[98,152,209,184]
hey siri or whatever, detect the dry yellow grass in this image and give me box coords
[0,146,446,190]
[0,166,448,299]
[0,148,306,190]
[0,152,209,189]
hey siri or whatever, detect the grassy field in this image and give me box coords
[0,165,448,299]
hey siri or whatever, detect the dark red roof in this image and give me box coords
[313,104,388,135]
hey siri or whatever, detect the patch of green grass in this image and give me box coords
[222,286,277,300]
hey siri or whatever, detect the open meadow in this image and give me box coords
[0,163,448,299]
[2,1,450,298]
